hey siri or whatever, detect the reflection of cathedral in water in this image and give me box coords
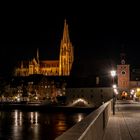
[14,19,74,76]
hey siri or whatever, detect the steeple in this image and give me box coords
[62,19,70,43]
[36,48,39,64]
[21,61,23,69]
[120,53,126,64]
[59,19,74,76]
[120,44,126,65]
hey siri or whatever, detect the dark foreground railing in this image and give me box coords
[55,100,112,140]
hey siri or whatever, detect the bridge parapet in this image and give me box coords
[55,100,112,140]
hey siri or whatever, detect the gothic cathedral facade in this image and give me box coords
[14,20,74,76]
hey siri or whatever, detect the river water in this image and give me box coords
[0,109,91,140]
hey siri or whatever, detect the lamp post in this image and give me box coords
[110,70,116,115]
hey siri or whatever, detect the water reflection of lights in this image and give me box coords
[14,110,22,126]
[56,121,66,131]
[73,113,85,123]
[73,113,86,123]
[13,110,22,139]
[33,112,39,140]
[30,112,38,125]
[1,111,89,140]
[77,114,84,122]
[55,114,67,132]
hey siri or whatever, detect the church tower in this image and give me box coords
[14,20,74,77]
[35,48,40,74]
[59,19,74,76]
[117,53,130,90]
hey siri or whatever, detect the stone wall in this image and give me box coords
[66,87,113,107]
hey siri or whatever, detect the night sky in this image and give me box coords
[0,3,140,77]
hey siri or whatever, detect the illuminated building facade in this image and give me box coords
[14,20,74,76]
[117,53,140,96]
[117,56,130,89]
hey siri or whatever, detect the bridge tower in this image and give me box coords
[117,53,130,93]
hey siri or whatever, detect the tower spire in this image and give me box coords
[21,61,23,69]
[120,44,126,64]
[36,48,39,63]
[62,19,70,43]
[59,19,74,76]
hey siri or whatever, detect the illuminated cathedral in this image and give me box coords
[14,20,74,76]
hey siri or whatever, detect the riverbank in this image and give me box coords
[0,102,96,112]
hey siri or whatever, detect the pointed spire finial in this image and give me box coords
[64,18,67,26]
[120,44,126,64]
[21,61,23,68]
[37,48,39,63]
[62,19,70,43]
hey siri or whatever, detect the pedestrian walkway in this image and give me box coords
[103,100,140,140]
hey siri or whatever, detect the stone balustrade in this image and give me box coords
[55,100,112,140]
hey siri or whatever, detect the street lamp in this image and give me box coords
[110,70,116,115]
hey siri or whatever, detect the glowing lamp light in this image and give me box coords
[131,89,135,95]
[35,96,38,100]
[137,88,140,92]
[110,70,116,77]
[113,84,117,89]
[110,70,116,115]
